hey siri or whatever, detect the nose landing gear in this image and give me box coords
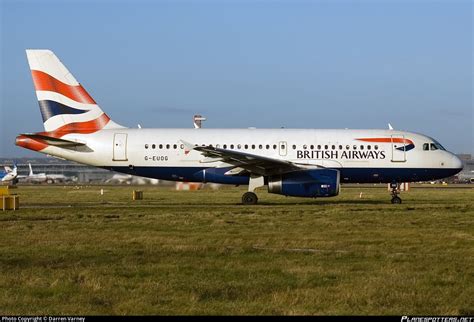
[390,182,402,204]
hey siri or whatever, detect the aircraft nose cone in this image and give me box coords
[451,154,463,171]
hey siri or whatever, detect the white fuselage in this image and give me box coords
[33,128,463,184]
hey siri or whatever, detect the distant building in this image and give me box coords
[457,154,472,162]
[454,154,473,183]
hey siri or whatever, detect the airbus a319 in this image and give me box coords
[16,50,463,204]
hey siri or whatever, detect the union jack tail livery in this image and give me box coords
[26,49,122,133]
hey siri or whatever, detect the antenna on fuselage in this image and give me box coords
[193,115,206,129]
[388,123,394,130]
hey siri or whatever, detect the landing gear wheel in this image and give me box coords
[391,196,402,204]
[242,192,258,205]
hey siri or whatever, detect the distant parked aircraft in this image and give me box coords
[16,50,463,204]
[18,163,74,184]
[1,164,18,183]
[456,170,474,183]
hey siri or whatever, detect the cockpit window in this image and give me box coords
[423,143,429,151]
[430,143,438,151]
[425,136,447,151]
[434,142,446,151]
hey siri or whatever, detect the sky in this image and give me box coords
[1,0,472,157]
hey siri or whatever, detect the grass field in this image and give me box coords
[0,184,473,315]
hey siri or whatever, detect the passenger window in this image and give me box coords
[353,145,357,150]
[230,144,234,149]
[292,145,296,150]
[430,143,438,151]
[152,144,156,149]
[259,144,263,149]
[166,144,170,149]
[145,144,149,149]
[317,145,321,150]
[325,145,328,149]
[173,144,177,149]
[252,144,256,149]
[237,144,241,149]
[303,145,307,149]
[244,144,248,149]
[374,145,378,150]
[273,144,277,149]
[310,145,314,150]
[159,144,163,149]
[346,145,350,150]
[223,144,227,149]
[360,145,364,150]
[339,145,343,150]
[367,145,371,150]
[423,143,429,151]
[180,144,184,149]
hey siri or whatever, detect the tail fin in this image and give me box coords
[29,163,33,176]
[26,49,123,133]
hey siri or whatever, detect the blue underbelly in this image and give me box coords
[103,166,460,184]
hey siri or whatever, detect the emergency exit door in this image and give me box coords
[113,133,128,161]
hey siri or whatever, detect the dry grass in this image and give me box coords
[0,184,473,315]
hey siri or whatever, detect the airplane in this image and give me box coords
[16,50,463,204]
[456,170,474,184]
[19,163,47,183]
[1,164,18,183]
[18,163,74,184]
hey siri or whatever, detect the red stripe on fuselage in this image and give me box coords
[356,138,414,145]
[31,70,96,104]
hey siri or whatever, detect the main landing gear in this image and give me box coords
[242,192,258,205]
[241,176,265,205]
[390,182,402,204]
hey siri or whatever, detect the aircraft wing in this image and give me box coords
[182,141,318,176]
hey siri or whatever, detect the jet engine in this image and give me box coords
[268,169,340,198]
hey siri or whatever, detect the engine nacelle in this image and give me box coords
[268,169,340,198]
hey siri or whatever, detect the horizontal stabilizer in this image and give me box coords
[19,133,86,147]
